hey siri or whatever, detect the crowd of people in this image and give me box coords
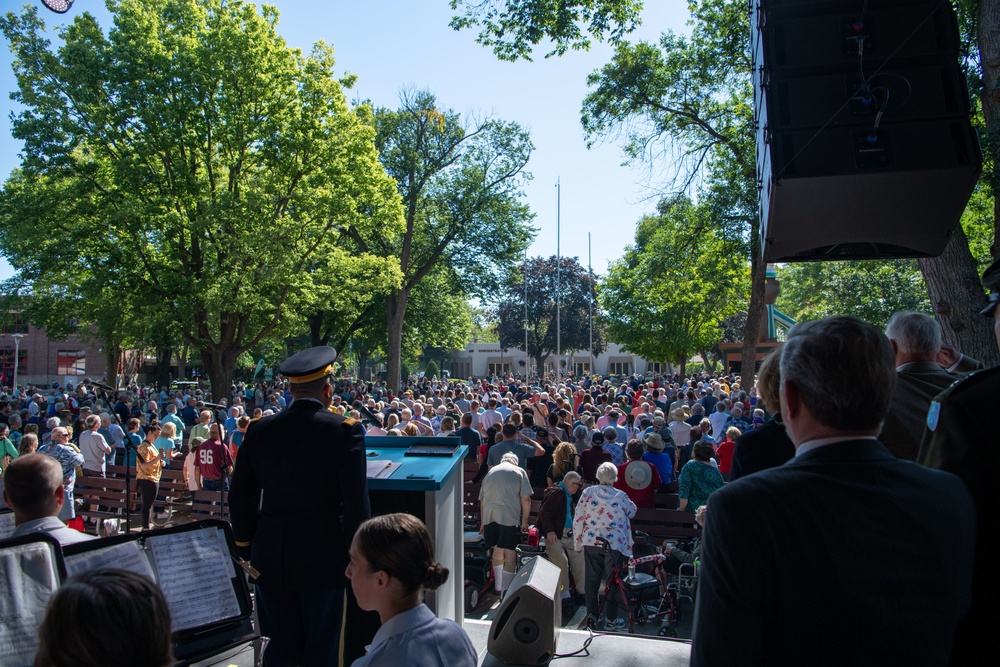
[1,282,995,665]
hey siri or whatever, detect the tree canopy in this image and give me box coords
[495,254,606,373]
[340,89,535,390]
[600,195,748,375]
[0,0,403,396]
[777,260,931,330]
[581,0,763,376]
[455,0,1000,372]
[449,0,643,61]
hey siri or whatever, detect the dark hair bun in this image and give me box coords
[423,562,449,591]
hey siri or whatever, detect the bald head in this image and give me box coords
[3,453,63,521]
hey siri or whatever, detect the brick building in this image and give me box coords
[0,313,107,389]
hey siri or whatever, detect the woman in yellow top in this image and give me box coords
[135,423,164,530]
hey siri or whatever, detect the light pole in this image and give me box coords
[10,333,26,395]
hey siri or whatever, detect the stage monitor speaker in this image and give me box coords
[752,0,982,262]
[487,556,561,665]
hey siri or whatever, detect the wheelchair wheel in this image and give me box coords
[465,584,479,612]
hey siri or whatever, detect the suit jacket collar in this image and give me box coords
[785,438,894,468]
[896,360,949,375]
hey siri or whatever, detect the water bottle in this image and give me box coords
[628,561,636,581]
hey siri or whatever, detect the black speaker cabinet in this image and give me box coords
[752,0,982,262]
[487,556,561,665]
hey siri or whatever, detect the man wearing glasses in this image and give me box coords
[34,426,84,523]
[538,470,586,620]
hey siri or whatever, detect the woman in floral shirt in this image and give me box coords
[572,462,637,632]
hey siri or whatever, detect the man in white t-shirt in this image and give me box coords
[79,415,112,476]
[478,397,504,436]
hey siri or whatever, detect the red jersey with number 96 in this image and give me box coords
[195,438,233,480]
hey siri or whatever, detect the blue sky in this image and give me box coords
[0,0,691,282]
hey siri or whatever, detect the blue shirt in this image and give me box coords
[352,604,476,667]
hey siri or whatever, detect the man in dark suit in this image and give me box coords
[918,259,1000,665]
[230,346,369,667]
[692,316,975,666]
[879,311,962,460]
[729,346,794,481]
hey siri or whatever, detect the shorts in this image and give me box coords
[484,522,521,550]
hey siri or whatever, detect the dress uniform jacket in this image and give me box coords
[229,398,370,590]
[918,369,998,665]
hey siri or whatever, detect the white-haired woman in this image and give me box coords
[572,461,637,631]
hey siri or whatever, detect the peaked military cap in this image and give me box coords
[279,346,337,383]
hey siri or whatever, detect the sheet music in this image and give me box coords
[148,528,241,632]
[63,540,157,581]
[0,542,60,667]
[217,527,237,579]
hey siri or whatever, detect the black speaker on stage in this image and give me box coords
[752,0,982,262]
[487,556,561,665]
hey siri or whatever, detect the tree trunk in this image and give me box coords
[918,225,1000,367]
[178,343,188,381]
[678,355,687,378]
[700,349,717,373]
[385,291,409,392]
[105,343,121,387]
[982,0,1000,255]
[357,349,369,380]
[535,354,549,377]
[200,346,240,404]
[741,233,767,381]
[308,312,324,348]
[155,347,171,390]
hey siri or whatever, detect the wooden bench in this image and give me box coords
[156,466,190,508]
[630,507,702,542]
[190,489,230,521]
[655,491,680,510]
[106,463,191,512]
[75,475,129,526]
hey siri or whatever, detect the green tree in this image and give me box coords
[449,0,643,61]
[777,261,931,330]
[342,89,535,390]
[401,265,475,359]
[600,195,749,376]
[0,0,403,398]
[495,255,606,374]
[452,0,1000,369]
[581,0,763,378]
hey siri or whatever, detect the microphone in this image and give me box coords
[84,378,117,392]
[357,405,383,427]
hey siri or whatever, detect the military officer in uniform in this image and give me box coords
[230,346,369,667]
[918,260,1000,665]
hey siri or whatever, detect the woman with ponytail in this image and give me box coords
[347,513,476,666]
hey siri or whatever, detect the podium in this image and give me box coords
[364,436,467,623]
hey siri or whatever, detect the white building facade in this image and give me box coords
[449,342,672,379]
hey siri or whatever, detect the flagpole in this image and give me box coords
[556,177,561,378]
